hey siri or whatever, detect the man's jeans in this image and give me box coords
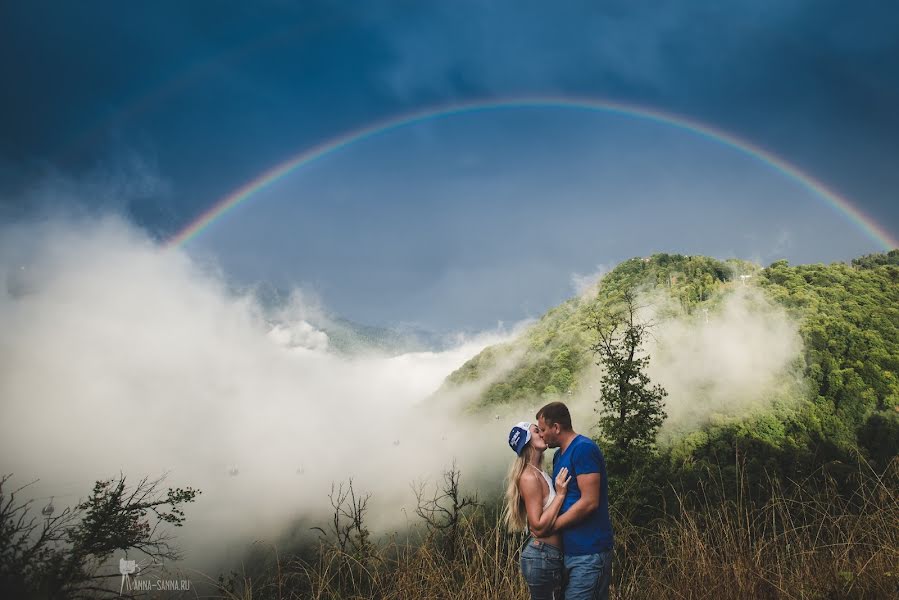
[563,549,613,600]
[520,537,564,600]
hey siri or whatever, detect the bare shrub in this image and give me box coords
[412,461,479,561]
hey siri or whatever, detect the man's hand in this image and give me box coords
[554,467,571,496]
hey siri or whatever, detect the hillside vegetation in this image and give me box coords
[442,250,899,481]
[442,254,757,405]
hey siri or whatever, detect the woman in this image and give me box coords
[504,421,571,600]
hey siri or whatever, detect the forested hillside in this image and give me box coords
[442,250,899,482]
[442,254,757,404]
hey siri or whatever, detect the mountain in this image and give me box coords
[440,253,759,406]
[440,250,899,475]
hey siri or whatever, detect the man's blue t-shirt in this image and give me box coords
[552,434,614,555]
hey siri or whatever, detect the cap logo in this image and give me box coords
[510,430,521,447]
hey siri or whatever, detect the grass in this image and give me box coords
[210,459,898,600]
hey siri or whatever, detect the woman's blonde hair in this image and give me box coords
[502,443,538,532]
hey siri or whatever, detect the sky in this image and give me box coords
[1,0,898,332]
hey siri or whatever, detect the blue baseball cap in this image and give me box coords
[508,421,532,455]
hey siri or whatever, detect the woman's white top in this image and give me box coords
[531,466,556,510]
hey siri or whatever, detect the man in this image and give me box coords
[536,401,613,600]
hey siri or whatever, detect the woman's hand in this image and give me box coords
[554,467,571,495]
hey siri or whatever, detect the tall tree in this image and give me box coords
[588,288,667,469]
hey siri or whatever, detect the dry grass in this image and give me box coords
[212,514,529,600]
[211,461,899,600]
[614,461,899,599]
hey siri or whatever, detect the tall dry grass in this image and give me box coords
[613,460,899,599]
[212,511,530,600]
[210,460,898,600]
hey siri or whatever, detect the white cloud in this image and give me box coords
[0,216,520,572]
[647,287,804,433]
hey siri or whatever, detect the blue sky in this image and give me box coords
[1,1,897,331]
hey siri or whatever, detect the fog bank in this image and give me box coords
[0,216,522,572]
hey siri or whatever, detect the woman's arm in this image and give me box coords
[520,467,570,538]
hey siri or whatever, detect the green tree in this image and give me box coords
[0,473,200,599]
[589,288,668,470]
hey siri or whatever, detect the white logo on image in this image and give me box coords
[119,558,137,594]
[118,556,163,595]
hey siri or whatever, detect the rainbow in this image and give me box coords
[165,97,898,250]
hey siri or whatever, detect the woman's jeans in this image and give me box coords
[520,537,564,600]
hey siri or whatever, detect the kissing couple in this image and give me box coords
[504,402,614,600]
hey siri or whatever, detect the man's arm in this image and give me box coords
[550,472,600,533]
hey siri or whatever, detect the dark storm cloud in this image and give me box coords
[366,0,899,175]
[0,1,399,229]
[364,0,899,231]
[0,1,896,252]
